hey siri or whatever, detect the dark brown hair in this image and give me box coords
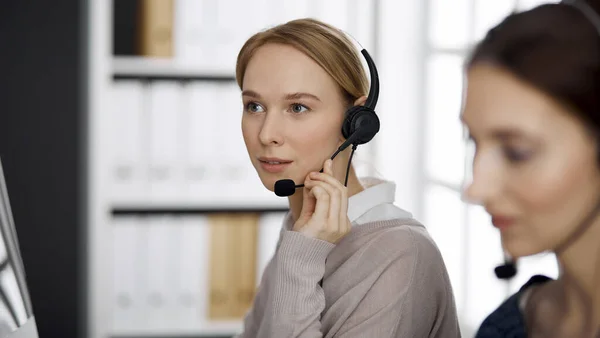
[466,1,600,131]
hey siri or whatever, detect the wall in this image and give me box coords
[0,1,88,337]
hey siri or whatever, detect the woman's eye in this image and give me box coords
[503,146,533,163]
[290,103,309,114]
[245,102,264,113]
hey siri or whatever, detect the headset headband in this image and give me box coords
[322,24,380,111]
[562,0,600,35]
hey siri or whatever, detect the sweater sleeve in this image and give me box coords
[236,223,460,338]
[256,230,336,337]
[233,255,275,338]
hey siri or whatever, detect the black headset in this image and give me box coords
[273,48,381,197]
[340,49,380,148]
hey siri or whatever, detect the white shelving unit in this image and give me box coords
[111,320,243,337]
[86,2,561,337]
[112,56,236,80]
[86,2,363,338]
[87,0,113,337]
[88,1,286,334]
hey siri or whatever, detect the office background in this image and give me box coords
[0,0,560,337]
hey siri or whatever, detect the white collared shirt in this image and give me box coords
[284,176,413,230]
[348,176,413,225]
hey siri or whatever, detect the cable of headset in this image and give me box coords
[344,144,358,187]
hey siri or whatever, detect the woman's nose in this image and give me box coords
[258,112,284,146]
[462,150,502,205]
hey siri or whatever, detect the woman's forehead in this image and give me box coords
[462,64,570,137]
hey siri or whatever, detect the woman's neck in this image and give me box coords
[288,165,364,224]
[553,217,600,335]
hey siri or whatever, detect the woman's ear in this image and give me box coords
[354,95,367,107]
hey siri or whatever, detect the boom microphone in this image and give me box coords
[273,179,299,197]
[273,132,361,197]
[494,258,517,280]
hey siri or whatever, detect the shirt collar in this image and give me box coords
[347,176,396,223]
[282,176,396,229]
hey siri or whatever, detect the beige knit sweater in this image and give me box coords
[235,216,461,337]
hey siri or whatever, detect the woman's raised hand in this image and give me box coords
[292,159,351,244]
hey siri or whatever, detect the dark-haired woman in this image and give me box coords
[461,1,600,337]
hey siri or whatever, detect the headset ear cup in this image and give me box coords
[341,107,380,145]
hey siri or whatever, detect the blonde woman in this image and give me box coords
[233,18,460,337]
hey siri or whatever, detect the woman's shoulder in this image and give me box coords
[344,216,434,252]
[335,217,450,280]
[358,217,450,263]
[475,274,553,338]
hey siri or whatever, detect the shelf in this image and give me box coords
[110,194,289,216]
[111,205,289,216]
[112,57,237,82]
[110,320,242,338]
[111,336,231,338]
[111,335,232,338]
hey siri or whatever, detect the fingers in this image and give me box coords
[305,168,347,224]
[323,158,334,176]
[308,179,341,221]
[323,159,349,226]
[297,158,351,243]
[314,160,345,190]
[309,159,347,219]
[308,184,330,222]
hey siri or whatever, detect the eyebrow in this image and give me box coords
[284,92,321,102]
[241,90,261,99]
[460,114,533,139]
[241,90,321,102]
[490,129,532,142]
[468,128,539,147]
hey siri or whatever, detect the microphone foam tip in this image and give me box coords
[274,179,296,197]
[494,263,517,280]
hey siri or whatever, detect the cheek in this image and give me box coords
[241,116,257,147]
[514,154,600,249]
[519,148,596,210]
[291,119,341,159]
[522,161,582,208]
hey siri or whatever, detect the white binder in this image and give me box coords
[184,82,219,203]
[148,82,184,204]
[111,217,138,331]
[110,81,146,204]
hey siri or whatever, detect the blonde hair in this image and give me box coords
[235,18,370,107]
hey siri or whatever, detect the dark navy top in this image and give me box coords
[475,275,553,338]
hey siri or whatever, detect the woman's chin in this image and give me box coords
[257,173,305,195]
[256,174,277,192]
[502,237,547,260]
